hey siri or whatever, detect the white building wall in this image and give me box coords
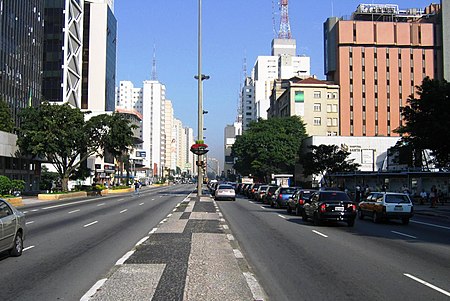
[165,100,175,171]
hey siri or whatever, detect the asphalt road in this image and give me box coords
[218,195,450,301]
[0,185,193,301]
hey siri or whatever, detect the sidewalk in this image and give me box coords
[413,203,450,219]
[82,192,266,301]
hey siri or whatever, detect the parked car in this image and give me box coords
[254,185,269,202]
[303,190,357,227]
[242,184,252,196]
[286,189,317,215]
[248,183,263,199]
[271,187,298,208]
[358,192,414,224]
[262,185,279,204]
[0,198,27,256]
[214,184,236,201]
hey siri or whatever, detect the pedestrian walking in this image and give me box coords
[419,189,428,205]
[430,185,437,208]
[134,180,141,196]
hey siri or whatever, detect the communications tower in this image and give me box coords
[278,0,292,39]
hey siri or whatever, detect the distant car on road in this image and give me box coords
[286,189,317,215]
[0,198,27,256]
[254,185,269,202]
[358,192,414,224]
[303,190,357,227]
[271,187,298,208]
[214,184,236,201]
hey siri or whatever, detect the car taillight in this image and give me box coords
[299,199,304,205]
[320,204,327,213]
[279,194,283,199]
[349,204,356,211]
[268,192,272,196]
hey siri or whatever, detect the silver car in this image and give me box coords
[214,184,236,201]
[0,198,27,256]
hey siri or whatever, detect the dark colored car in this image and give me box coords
[286,189,317,215]
[248,183,263,199]
[303,190,357,227]
[271,187,298,208]
[262,185,279,204]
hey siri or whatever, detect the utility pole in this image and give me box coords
[197,0,204,197]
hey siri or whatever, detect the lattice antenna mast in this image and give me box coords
[278,0,292,39]
[237,55,247,120]
[151,44,157,80]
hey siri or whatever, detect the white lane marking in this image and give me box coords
[23,246,35,252]
[42,198,101,210]
[31,209,39,212]
[115,250,135,265]
[411,220,450,230]
[68,209,80,214]
[152,198,155,201]
[278,214,286,219]
[120,209,128,214]
[159,218,167,224]
[172,208,177,212]
[22,211,28,214]
[233,249,244,259]
[223,224,229,230]
[149,228,158,234]
[136,236,149,246]
[80,278,108,301]
[312,230,328,238]
[391,231,417,239]
[167,213,173,218]
[97,203,105,207]
[83,221,98,228]
[117,198,124,202]
[404,273,450,297]
[25,221,35,225]
[260,206,266,210]
[139,203,144,206]
[243,272,266,301]
[159,196,163,198]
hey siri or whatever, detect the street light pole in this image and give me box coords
[197,0,203,197]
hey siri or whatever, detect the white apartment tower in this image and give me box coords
[165,100,175,172]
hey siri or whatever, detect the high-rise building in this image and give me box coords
[0,0,45,192]
[324,3,441,137]
[42,0,83,107]
[443,0,450,80]
[82,0,116,112]
[0,0,44,125]
[241,77,255,131]
[164,100,175,172]
[224,121,242,175]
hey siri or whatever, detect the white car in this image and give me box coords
[214,184,236,201]
[358,192,414,224]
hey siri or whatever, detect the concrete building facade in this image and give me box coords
[324,4,441,137]
[224,121,242,175]
[268,77,340,137]
[443,0,450,80]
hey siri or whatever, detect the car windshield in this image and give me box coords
[385,194,411,203]
[302,191,314,199]
[268,186,278,192]
[321,191,350,201]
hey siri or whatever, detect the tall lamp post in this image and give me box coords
[195,0,209,197]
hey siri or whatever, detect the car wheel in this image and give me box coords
[358,209,364,220]
[402,218,409,225]
[287,205,292,214]
[301,209,308,222]
[313,213,321,226]
[373,211,380,223]
[347,219,355,227]
[9,232,23,257]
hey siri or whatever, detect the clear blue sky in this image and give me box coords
[114,0,434,166]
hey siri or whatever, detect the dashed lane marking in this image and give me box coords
[312,230,328,238]
[139,203,144,206]
[68,209,80,214]
[404,273,450,297]
[25,221,34,225]
[411,220,450,230]
[136,236,149,246]
[391,231,417,239]
[97,203,105,207]
[120,209,128,214]
[23,246,35,252]
[83,221,98,228]
[278,214,286,219]
[149,228,158,234]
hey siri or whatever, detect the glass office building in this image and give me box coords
[0,0,44,126]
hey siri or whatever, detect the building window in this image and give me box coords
[295,91,304,102]
[314,91,321,98]
[313,103,321,112]
[327,118,332,126]
[332,118,338,126]
[314,117,321,126]
[327,104,332,112]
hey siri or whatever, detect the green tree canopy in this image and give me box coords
[16,102,136,191]
[0,99,14,133]
[231,116,307,181]
[300,144,360,187]
[395,77,450,169]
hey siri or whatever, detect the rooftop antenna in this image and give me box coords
[272,0,277,38]
[151,44,157,80]
[278,0,292,39]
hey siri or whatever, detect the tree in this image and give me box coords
[395,77,450,169]
[0,99,14,133]
[231,116,307,181]
[16,102,136,191]
[300,144,360,187]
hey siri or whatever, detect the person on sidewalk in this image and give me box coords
[430,185,438,208]
[419,189,428,205]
